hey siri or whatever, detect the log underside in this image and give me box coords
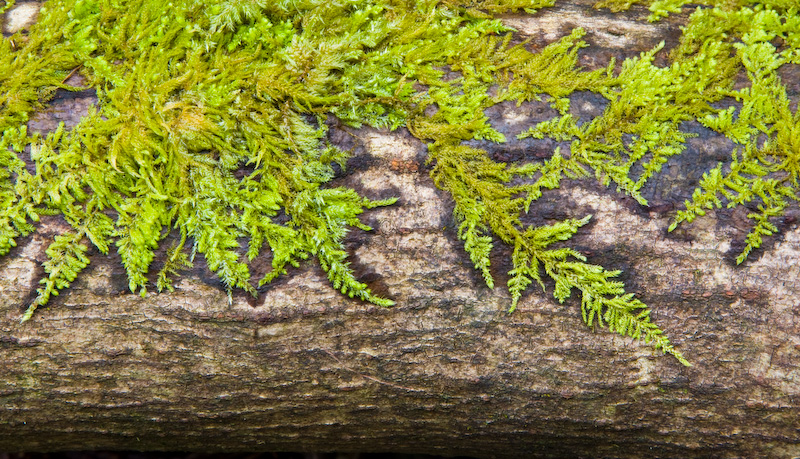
[1,2,800,458]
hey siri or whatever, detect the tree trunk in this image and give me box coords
[2,2,800,458]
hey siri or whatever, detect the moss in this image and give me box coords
[1,0,798,365]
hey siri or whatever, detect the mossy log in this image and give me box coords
[2,1,800,457]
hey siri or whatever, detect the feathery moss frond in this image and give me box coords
[21,230,90,323]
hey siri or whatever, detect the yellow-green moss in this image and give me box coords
[2,0,799,365]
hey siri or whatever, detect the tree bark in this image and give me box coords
[2,2,800,458]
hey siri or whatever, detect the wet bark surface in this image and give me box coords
[2,2,800,458]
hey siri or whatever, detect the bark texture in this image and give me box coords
[2,2,800,458]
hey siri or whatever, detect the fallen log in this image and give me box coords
[1,1,799,457]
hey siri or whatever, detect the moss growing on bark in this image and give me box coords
[2,0,798,365]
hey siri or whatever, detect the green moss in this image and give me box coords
[2,0,798,366]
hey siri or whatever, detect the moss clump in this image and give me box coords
[582,0,800,266]
[2,0,798,365]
